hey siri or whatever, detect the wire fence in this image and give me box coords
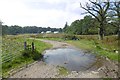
[1,39,24,65]
[2,51,22,64]
[1,35,34,65]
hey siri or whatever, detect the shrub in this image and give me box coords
[32,50,43,60]
[22,49,32,58]
[22,49,43,61]
[62,34,79,40]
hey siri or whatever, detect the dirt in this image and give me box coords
[40,39,74,49]
[9,39,118,78]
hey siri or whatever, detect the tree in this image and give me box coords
[71,20,82,34]
[2,25,9,35]
[109,1,120,39]
[0,20,2,36]
[80,0,110,40]
[0,21,9,36]
[0,22,1,24]
[81,15,96,34]
[8,25,22,35]
[63,15,98,35]
[0,24,61,35]
[63,22,69,32]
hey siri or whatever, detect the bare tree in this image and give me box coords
[80,0,110,40]
[109,1,120,39]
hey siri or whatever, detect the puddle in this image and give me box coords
[43,48,101,71]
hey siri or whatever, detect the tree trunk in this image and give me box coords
[118,14,120,41]
[118,27,120,40]
[98,26,104,40]
[118,25,120,78]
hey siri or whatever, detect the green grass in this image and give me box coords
[66,40,95,51]
[25,38,52,52]
[37,34,118,61]
[57,66,69,76]
[42,37,64,42]
[2,57,34,77]
[66,39,118,61]
[2,35,52,78]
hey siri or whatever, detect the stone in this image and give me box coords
[91,71,99,74]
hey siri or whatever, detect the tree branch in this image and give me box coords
[80,3,100,22]
[104,1,110,15]
[89,0,102,10]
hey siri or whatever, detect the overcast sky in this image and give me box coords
[0,0,89,28]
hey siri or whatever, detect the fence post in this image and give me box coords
[32,42,34,51]
[24,41,27,50]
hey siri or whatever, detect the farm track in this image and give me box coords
[10,39,118,78]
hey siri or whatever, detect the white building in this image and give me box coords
[46,31,51,33]
[54,31,59,34]
[41,32,44,33]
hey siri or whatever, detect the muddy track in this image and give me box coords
[10,39,118,78]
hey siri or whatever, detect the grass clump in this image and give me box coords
[57,66,69,76]
[22,48,43,61]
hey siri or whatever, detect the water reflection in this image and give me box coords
[43,48,97,71]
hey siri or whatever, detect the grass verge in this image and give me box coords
[38,35,118,61]
[66,39,118,61]
[2,35,52,78]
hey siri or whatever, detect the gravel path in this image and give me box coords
[10,61,59,78]
[10,61,100,78]
[39,39,74,49]
[10,39,118,78]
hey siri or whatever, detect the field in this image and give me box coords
[33,33,118,61]
[1,33,118,77]
[2,35,52,77]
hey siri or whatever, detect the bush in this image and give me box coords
[63,34,79,40]
[32,50,43,60]
[22,49,43,61]
[22,49,31,58]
